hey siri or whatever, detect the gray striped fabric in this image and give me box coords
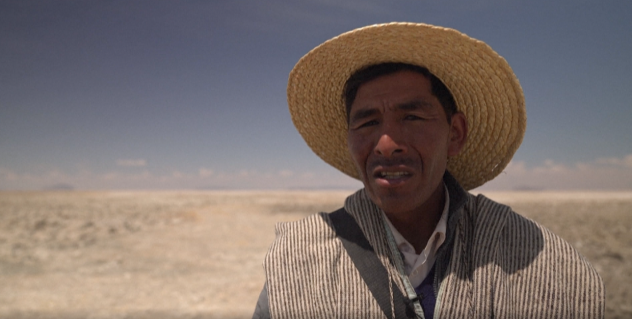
[263,187,605,318]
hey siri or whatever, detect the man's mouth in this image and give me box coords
[368,158,417,186]
[377,171,411,179]
[372,168,414,187]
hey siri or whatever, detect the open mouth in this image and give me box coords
[369,161,415,186]
[377,171,411,179]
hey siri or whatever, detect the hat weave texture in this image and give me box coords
[287,22,526,190]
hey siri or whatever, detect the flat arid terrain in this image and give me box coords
[1,190,630,318]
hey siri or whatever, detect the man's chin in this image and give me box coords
[367,191,417,215]
[378,202,420,219]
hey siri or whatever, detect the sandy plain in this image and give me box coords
[0,190,630,319]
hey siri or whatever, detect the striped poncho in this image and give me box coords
[260,174,605,318]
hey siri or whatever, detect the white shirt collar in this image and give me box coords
[382,184,449,287]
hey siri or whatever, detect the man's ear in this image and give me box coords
[448,112,467,156]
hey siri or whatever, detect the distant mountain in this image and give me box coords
[43,183,75,191]
[512,185,545,191]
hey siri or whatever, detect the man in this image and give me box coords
[253,22,604,318]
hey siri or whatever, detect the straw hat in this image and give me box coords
[287,22,526,190]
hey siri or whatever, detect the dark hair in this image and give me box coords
[342,63,457,123]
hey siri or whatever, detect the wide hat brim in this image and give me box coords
[287,22,526,190]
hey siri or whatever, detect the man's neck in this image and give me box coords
[384,183,446,254]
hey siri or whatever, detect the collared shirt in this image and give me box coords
[383,185,449,288]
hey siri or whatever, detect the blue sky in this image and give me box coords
[1,0,631,190]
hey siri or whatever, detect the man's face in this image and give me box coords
[347,70,466,216]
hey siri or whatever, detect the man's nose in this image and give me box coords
[374,133,406,157]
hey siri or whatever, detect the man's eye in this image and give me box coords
[358,120,378,128]
[404,114,423,121]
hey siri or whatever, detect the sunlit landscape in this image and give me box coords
[1,190,630,318]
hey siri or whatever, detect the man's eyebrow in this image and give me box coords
[397,100,434,111]
[349,108,378,123]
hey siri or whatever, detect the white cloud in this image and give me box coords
[596,154,632,168]
[19,155,632,191]
[478,154,632,191]
[532,159,569,174]
[301,172,315,179]
[0,168,19,181]
[279,170,293,177]
[237,169,259,178]
[198,168,214,177]
[0,166,364,190]
[116,159,147,167]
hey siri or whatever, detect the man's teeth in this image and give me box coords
[379,172,409,179]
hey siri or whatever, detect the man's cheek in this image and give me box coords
[348,150,365,178]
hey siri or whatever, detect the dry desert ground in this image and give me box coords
[1,190,631,318]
